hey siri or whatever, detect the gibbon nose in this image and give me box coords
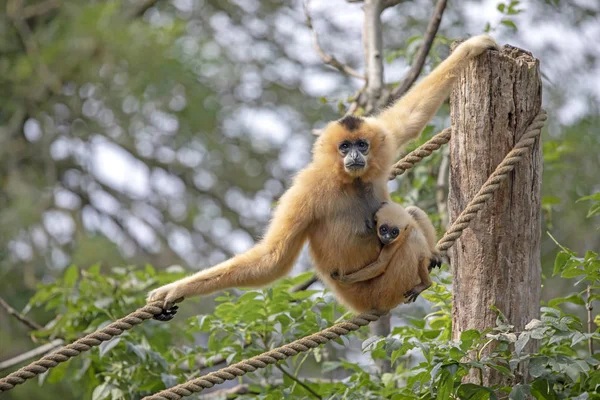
[381,234,393,244]
[344,150,365,169]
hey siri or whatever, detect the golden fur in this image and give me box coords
[330,203,439,312]
[147,35,498,312]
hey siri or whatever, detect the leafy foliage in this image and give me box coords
[17,245,599,399]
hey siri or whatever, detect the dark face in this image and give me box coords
[338,139,370,172]
[378,224,400,245]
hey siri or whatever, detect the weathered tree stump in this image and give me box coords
[448,44,543,385]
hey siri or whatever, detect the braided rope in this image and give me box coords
[141,312,382,400]
[436,110,546,254]
[0,111,546,397]
[389,127,452,179]
[0,302,164,392]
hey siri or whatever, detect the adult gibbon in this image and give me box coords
[148,34,498,315]
[329,202,441,312]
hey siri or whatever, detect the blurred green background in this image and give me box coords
[1,0,599,398]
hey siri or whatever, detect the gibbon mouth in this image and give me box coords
[345,162,365,170]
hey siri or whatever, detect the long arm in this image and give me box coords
[147,180,314,308]
[332,225,413,284]
[375,35,498,149]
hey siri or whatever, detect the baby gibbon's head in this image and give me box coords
[375,202,413,245]
[313,116,394,183]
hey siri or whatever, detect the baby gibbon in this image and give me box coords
[330,202,441,312]
[148,35,498,317]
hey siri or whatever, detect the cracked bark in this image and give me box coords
[448,45,543,385]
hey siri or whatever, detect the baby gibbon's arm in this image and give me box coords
[376,35,498,149]
[332,226,414,284]
[147,182,314,308]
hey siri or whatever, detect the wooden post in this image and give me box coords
[448,45,543,385]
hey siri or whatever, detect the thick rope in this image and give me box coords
[389,127,452,180]
[436,110,547,254]
[0,111,546,396]
[0,302,165,392]
[141,312,382,400]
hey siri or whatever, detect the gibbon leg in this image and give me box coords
[405,206,443,271]
[404,257,433,303]
[405,206,437,250]
[331,226,414,284]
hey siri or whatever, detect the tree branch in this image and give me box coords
[389,0,447,101]
[0,296,43,331]
[0,339,64,371]
[363,0,385,112]
[303,0,365,80]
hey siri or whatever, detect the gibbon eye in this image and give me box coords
[339,141,351,153]
[391,228,400,237]
[379,225,388,234]
[357,140,369,151]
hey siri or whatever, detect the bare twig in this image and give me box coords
[303,0,365,80]
[0,339,64,371]
[274,364,322,399]
[389,0,447,101]
[363,0,385,112]
[587,285,594,355]
[0,296,42,331]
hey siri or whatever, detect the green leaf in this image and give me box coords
[460,329,481,351]
[529,357,549,378]
[436,369,454,400]
[99,338,121,358]
[509,384,529,400]
[515,332,530,355]
[92,383,110,400]
[500,19,518,30]
[553,251,571,276]
[497,3,506,12]
[457,383,495,400]
[548,293,585,307]
[64,265,79,288]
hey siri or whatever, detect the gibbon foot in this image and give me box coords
[404,283,430,303]
[428,254,442,272]
[153,305,179,322]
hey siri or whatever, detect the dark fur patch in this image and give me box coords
[338,115,363,131]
